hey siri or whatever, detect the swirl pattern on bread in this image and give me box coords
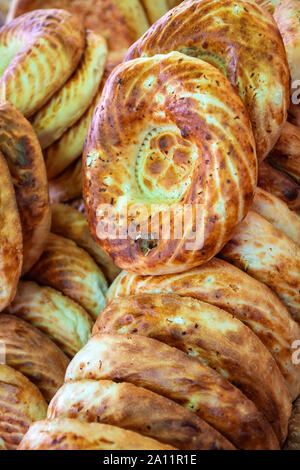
[126,0,290,161]
[84,52,257,275]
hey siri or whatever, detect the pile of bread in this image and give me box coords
[0,0,299,451]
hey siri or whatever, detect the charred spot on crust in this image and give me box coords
[139,238,159,256]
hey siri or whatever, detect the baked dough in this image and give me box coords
[8,0,149,64]
[51,204,120,283]
[0,9,85,116]
[257,0,300,88]
[221,211,300,323]
[7,281,93,357]
[269,122,300,184]
[107,259,300,400]
[126,0,290,161]
[28,233,108,319]
[0,101,50,274]
[32,31,107,149]
[48,379,235,450]
[0,314,69,401]
[141,0,169,23]
[83,51,257,275]
[66,333,279,449]
[285,397,300,450]
[18,418,176,450]
[258,161,300,212]
[0,364,47,450]
[0,152,22,311]
[95,293,291,443]
[252,188,300,246]
[49,158,82,203]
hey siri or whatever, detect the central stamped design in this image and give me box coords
[136,127,197,204]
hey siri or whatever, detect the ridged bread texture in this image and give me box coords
[65,333,280,449]
[7,281,93,357]
[18,418,176,450]
[0,314,69,402]
[8,0,150,64]
[269,122,300,185]
[126,0,290,161]
[107,258,300,400]
[47,379,235,450]
[0,365,47,450]
[95,294,291,443]
[28,233,108,319]
[84,51,257,275]
[51,204,120,283]
[32,30,107,149]
[221,211,300,323]
[0,9,85,117]
[0,101,50,274]
[0,152,22,311]
[257,0,300,88]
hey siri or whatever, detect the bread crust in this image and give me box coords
[269,122,300,185]
[7,281,93,357]
[0,314,69,401]
[0,364,47,450]
[258,0,300,87]
[253,188,300,246]
[83,52,257,275]
[126,0,290,161]
[48,379,235,450]
[0,101,50,274]
[32,31,107,149]
[51,204,120,283]
[18,417,176,450]
[0,9,85,117]
[66,333,279,449]
[95,294,291,443]
[0,152,22,311]
[141,0,169,23]
[258,160,300,212]
[28,233,108,319]
[49,158,82,203]
[44,86,102,180]
[285,396,300,450]
[221,211,300,323]
[107,258,300,400]
[8,0,149,64]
